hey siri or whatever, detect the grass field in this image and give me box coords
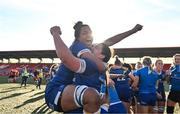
[0,83,60,114]
[0,76,180,114]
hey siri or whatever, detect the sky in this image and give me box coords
[0,0,180,51]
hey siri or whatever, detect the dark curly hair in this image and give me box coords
[73,21,90,40]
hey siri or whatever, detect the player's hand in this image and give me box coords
[50,26,62,36]
[107,78,115,87]
[156,92,162,100]
[166,70,171,76]
[132,24,143,32]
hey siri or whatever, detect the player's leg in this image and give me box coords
[108,86,127,113]
[131,95,137,114]
[99,81,109,113]
[24,77,27,87]
[167,100,176,113]
[139,105,149,113]
[122,101,130,113]
[138,93,150,113]
[20,76,24,87]
[157,99,165,113]
[39,78,42,89]
[156,85,166,114]
[61,85,101,113]
[116,85,130,113]
[149,106,154,113]
[45,84,66,112]
[149,93,157,113]
[121,95,131,113]
[36,78,38,88]
[166,90,177,114]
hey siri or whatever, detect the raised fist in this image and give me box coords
[132,24,143,32]
[50,26,62,35]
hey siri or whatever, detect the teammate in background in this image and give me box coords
[20,67,29,88]
[135,62,143,70]
[122,63,136,113]
[109,56,135,113]
[132,56,161,113]
[154,59,166,114]
[166,54,180,114]
[99,71,127,114]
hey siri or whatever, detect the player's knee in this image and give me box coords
[84,88,101,111]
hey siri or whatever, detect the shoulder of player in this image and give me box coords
[70,41,87,49]
[137,67,145,73]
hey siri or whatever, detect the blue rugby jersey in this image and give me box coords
[134,67,158,93]
[170,65,180,91]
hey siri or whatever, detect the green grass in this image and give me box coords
[0,76,8,83]
[0,76,47,84]
[0,83,60,114]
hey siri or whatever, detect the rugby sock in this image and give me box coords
[108,86,127,113]
[166,106,174,114]
[101,104,108,113]
[100,83,106,94]
[100,83,108,113]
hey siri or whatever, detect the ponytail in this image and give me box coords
[114,55,121,66]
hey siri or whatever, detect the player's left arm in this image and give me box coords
[103,24,143,46]
[128,72,136,82]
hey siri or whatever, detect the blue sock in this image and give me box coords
[100,83,106,97]
[100,83,108,113]
[101,104,108,113]
[108,86,127,113]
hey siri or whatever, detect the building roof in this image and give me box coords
[0,47,180,59]
[114,47,180,58]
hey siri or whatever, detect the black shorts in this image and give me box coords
[168,90,180,103]
[131,91,139,105]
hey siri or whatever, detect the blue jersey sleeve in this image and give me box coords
[83,58,99,75]
[75,58,99,75]
[109,68,115,74]
[134,69,140,77]
[70,41,91,57]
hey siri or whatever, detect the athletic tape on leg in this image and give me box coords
[74,85,88,107]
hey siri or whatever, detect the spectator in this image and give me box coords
[20,67,29,88]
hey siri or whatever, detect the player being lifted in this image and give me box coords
[45,22,143,113]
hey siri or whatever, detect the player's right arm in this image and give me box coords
[50,26,86,73]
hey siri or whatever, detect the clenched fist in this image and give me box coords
[132,24,143,32]
[50,26,62,36]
